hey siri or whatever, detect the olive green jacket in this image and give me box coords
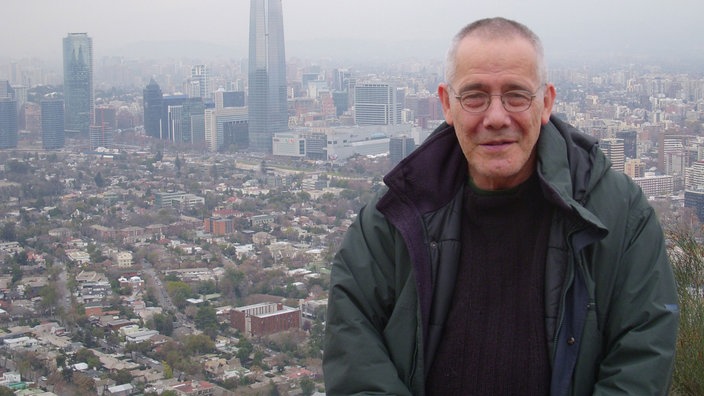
[324,117,679,395]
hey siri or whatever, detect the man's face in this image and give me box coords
[439,35,556,190]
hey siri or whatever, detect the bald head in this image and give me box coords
[445,17,547,86]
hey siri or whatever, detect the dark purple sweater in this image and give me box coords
[426,174,553,395]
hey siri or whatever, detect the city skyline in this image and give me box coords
[3,1,704,64]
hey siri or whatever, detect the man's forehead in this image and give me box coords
[452,36,540,84]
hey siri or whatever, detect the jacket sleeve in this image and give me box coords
[591,187,679,395]
[323,198,416,396]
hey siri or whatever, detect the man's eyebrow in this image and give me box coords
[456,83,486,93]
[456,82,533,93]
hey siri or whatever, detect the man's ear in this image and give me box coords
[541,84,557,125]
[438,83,454,126]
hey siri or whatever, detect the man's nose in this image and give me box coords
[482,96,511,128]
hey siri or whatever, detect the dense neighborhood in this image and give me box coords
[0,143,388,395]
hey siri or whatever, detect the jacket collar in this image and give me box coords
[381,116,609,235]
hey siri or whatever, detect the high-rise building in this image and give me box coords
[89,123,112,150]
[143,78,164,139]
[615,130,638,159]
[205,107,248,152]
[0,80,14,98]
[214,90,245,109]
[333,68,351,92]
[248,0,289,153]
[91,108,115,150]
[389,135,416,166]
[63,33,94,138]
[191,65,210,99]
[624,159,645,179]
[0,98,18,149]
[354,82,403,126]
[600,138,625,173]
[41,99,65,149]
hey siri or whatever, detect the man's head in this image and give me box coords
[438,17,556,190]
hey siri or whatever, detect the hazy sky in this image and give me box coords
[4,0,704,63]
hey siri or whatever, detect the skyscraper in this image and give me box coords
[0,98,18,149]
[248,0,288,153]
[41,99,65,149]
[63,33,94,138]
[354,82,403,126]
[389,135,416,166]
[89,106,114,150]
[191,65,210,99]
[600,138,625,173]
[143,78,164,139]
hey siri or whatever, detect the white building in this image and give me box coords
[113,251,133,268]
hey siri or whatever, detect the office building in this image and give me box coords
[0,98,18,149]
[389,135,416,166]
[204,107,248,152]
[633,174,674,198]
[272,132,306,157]
[41,99,65,149]
[204,217,235,236]
[600,138,625,173]
[143,79,163,139]
[214,90,245,109]
[230,302,300,337]
[0,80,14,99]
[89,123,112,150]
[333,68,351,92]
[615,130,638,159]
[354,82,403,126]
[624,159,646,179]
[688,161,704,191]
[685,190,704,222]
[248,0,289,153]
[161,95,188,138]
[63,33,94,138]
[190,65,210,99]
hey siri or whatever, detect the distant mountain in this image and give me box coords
[110,40,246,59]
[104,37,447,62]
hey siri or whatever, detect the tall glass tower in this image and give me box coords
[248,0,288,153]
[143,78,164,139]
[63,33,94,138]
[41,99,65,149]
[0,98,18,149]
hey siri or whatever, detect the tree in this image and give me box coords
[194,305,219,336]
[75,348,101,369]
[111,369,133,385]
[268,380,281,396]
[300,377,316,396]
[166,281,194,309]
[236,338,254,363]
[1,222,16,241]
[183,334,215,355]
[94,171,106,188]
[150,312,175,336]
[0,386,14,396]
[162,361,173,379]
[668,228,704,394]
[307,320,325,358]
[175,154,182,175]
[197,280,218,295]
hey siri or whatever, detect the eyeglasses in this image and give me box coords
[450,86,543,113]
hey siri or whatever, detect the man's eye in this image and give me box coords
[504,92,530,99]
[504,92,531,104]
[461,93,487,106]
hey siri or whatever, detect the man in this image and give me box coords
[323,17,679,396]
